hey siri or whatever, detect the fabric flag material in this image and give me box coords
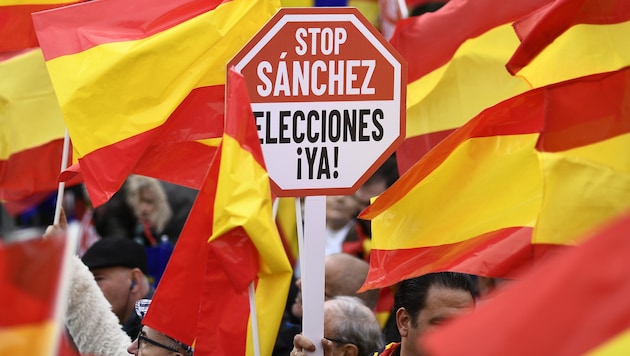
[32,0,278,206]
[0,0,81,51]
[275,197,299,267]
[423,210,630,356]
[0,48,79,203]
[144,68,292,356]
[0,233,66,355]
[507,0,630,88]
[391,0,552,172]
[359,67,630,291]
[533,68,630,244]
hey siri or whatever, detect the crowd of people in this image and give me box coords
[20,147,500,356]
[0,1,511,355]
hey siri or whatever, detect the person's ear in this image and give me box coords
[129,268,143,292]
[396,307,411,337]
[341,343,359,356]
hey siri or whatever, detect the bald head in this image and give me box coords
[325,253,379,309]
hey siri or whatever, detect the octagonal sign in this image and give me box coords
[229,7,406,197]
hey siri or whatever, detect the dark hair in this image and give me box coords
[365,154,399,188]
[394,272,476,325]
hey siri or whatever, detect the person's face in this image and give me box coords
[137,188,157,223]
[353,179,387,213]
[127,326,184,355]
[398,285,474,356]
[291,278,303,318]
[326,195,359,229]
[91,266,134,323]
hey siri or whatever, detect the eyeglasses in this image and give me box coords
[136,329,194,355]
[137,330,182,353]
[324,336,352,345]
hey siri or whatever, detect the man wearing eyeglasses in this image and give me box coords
[291,296,383,356]
[127,325,193,356]
[127,299,194,355]
[293,273,476,356]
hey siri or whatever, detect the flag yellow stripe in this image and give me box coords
[585,327,630,356]
[247,271,292,356]
[372,134,541,249]
[406,24,531,137]
[518,21,630,88]
[45,0,272,157]
[557,132,630,173]
[0,321,57,355]
[534,133,630,245]
[0,49,65,159]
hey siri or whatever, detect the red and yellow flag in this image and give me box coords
[32,0,279,206]
[360,67,630,290]
[0,233,66,355]
[275,197,299,267]
[0,48,78,203]
[391,0,552,172]
[0,0,81,51]
[507,0,630,87]
[423,209,630,356]
[144,68,292,356]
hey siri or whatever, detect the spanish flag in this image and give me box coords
[0,0,81,51]
[0,48,76,203]
[360,67,630,290]
[391,0,552,172]
[423,210,630,356]
[32,0,278,206]
[276,197,300,267]
[507,0,630,88]
[0,233,66,355]
[144,68,292,355]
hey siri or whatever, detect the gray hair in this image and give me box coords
[325,296,384,356]
[125,175,172,233]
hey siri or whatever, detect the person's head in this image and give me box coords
[82,237,150,323]
[324,296,384,356]
[127,325,193,356]
[126,175,172,233]
[325,253,379,309]
[326,195,360,230]
[353,155,398,214]
[395,272,476,356]
[291,253,379,319]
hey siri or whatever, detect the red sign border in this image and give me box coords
[228,7,407,197]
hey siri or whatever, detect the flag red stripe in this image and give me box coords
[0,3,78,52]
[0,139,74,201]
[537,68,630,152]
[72,85,224,206]
[0,234,65,325]
[33,0,229,60]
[224,66,267,169]
[390,0,550,82]
[361,227,564,291]
[396,129,454,174]
[363,88,544,219]
[508,0,630,74]
[196,250,250,355]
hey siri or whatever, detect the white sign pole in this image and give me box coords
[301,195,326,356]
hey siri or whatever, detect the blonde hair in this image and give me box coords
[125,175,172,233]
